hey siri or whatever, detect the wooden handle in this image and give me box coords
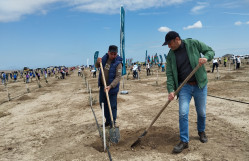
[100,62,115,128]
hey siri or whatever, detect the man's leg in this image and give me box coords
[178,84,192,143]
[99,86,111,126]
[173,84,192,153]
[193,85,208,143]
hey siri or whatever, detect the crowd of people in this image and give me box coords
[0,66,71,85]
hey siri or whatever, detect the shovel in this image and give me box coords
[131,64,201,148]
[100,62,120,144]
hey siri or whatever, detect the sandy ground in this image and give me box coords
[0,62,249,161]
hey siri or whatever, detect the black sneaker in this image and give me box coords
[198,131,208,143]
[172,141,189,153]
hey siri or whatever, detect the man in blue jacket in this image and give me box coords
[95,45,122,127]
[163,31,215,153]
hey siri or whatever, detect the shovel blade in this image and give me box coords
[109,127,120,143]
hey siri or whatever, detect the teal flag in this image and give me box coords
[159,55,163,63]
[94,51,99,70]
[155,53,159,63]
[120,6,126,75]
[145,50,147,65]
[164,54,167,62]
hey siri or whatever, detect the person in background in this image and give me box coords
[5,73,8,82]
[95,45,122,127]
[91,69,97,78]
[163,31,214,154]
[236,56,241,69]
[224,57,227,67]
[132,63,138,79]
[78,67,81,76]
[212,58,219,73]
[232,55,236,64]
[146,63,150,76]
[26,72,30,83]
[1,72,6,84]
[13,73,17,82]
[162,64,165,72]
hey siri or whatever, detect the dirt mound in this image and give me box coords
[0,112,11,118]
[17,95,32,101]
[91,126,178,155]
[222,75,235,80]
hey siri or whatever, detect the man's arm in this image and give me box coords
[195,40,215,61]
[109,63,122,88]
[95,58,101,68]
[166,52,175,94]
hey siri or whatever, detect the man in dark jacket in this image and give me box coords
[163,31,215,153]
[95,45,122,127]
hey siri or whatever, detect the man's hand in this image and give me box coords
[199,58,207,66]
[97,57,102,63]
[104,86,111,93]
[168,92,175,101]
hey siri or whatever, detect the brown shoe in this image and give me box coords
[172,141,189,153]
[198,131,208,143]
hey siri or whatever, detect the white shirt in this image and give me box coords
[133,64,138,71]
[213,59,218,63]
[236,57,241,63]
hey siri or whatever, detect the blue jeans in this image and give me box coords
[178,84,207,142]
[99,86,117,125]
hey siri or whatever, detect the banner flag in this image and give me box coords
[164,54,167,62]
[145,50,147,65]
[94,51,99,70]
[120,6,126,75]
[159,55,163,63]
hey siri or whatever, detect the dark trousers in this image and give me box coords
[133,70,137,78]
[147,68,150,76]
[99,86,117,125]
[212,63,218,73]
[237,63,240,69]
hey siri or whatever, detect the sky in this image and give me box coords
[0,0,249,70]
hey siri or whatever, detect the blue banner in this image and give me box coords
[94,51,99,70]
[164,54,167,62]
[145,50,147,65]
[159,55,163,63]
[120,6,126,75]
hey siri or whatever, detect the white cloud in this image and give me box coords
[0,0,187,22]
[223,12,249,16]
[183,21,202,30]
[246,21,249,24]
[220,2,241,9]
[71,0,186,14]
[158,26,171,32]
[235,21,242,26]
[191,2,209,14]
[0,0,60,22]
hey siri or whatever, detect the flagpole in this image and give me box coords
[120,6,128,94]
